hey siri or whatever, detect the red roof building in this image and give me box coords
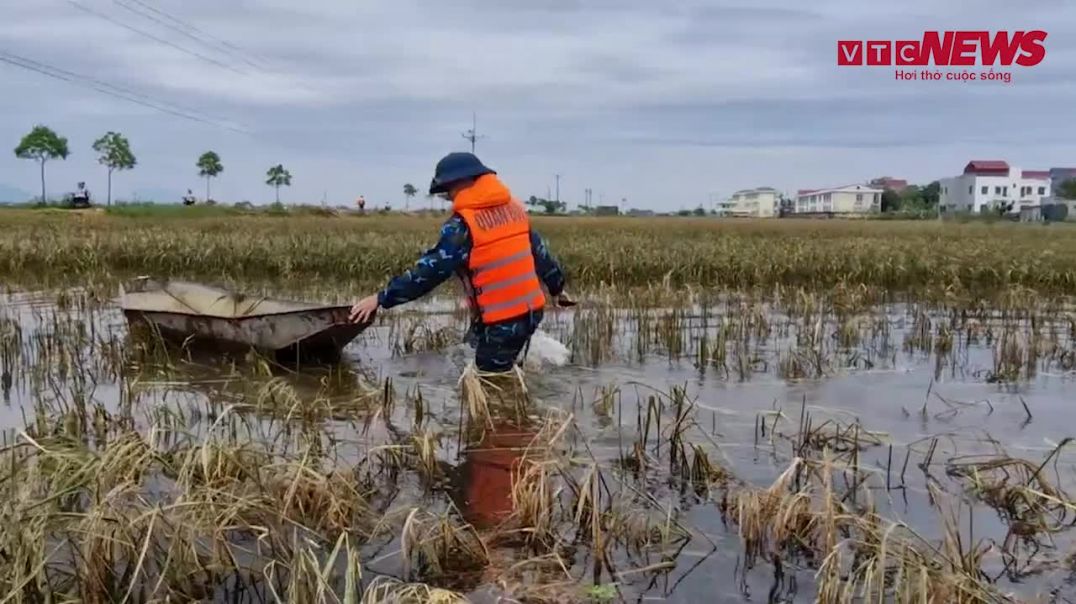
[963,160,1010,175]
[870,176,909,192]
[941,160,1054,215]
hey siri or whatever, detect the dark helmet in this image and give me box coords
[429,152,495,195]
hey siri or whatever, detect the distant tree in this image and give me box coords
[14,125,69,204]
[426,191,442,212]
[403,183,417,210]
[265,164,292,203]
[921,181,941,207]
[196,151,223,201]
[778,195,795,216]
[525,196,565,215]
[880,189,902,213]
[1058,178,1076,200]
[692,205,706,216]
[92,132,136,206]
[898,185,922,209]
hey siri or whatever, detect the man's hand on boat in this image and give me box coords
[349,294,379,324]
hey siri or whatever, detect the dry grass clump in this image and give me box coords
[509,457,562,549]
[723,455,1010,603]
[947,439,1076,558]
[360,576,467,604]
[0,408,381,601]
[724,458,817,565]
[458,363,529,433]
[398,508,490,583]
[265,460,374,534]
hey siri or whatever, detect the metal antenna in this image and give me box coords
[461,112,485,153]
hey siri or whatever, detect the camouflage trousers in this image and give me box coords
[465,310,544,373]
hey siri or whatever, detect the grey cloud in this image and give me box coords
[689,5,824,23]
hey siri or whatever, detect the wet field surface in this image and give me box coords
[3,288,1076,602]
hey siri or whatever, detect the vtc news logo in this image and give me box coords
[838,31,1047,67]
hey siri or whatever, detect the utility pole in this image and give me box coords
[461,112,485,153]
[555,174,561,203]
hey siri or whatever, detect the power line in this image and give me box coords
[0,54,243,133]
[0,50,247,134]
[120,0,272,68]
[113,0,267,71]
[65,0,246,75]
[1,50,235,126]
[0,50,241,129]
[112,0,248,70]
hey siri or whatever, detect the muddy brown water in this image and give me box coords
[3,289,1076,602]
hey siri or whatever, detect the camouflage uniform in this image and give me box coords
[377,215,565,372]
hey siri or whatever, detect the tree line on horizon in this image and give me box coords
[13,125,1076,212]
[12,125,292,206]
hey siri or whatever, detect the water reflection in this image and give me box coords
[455,421,537,529]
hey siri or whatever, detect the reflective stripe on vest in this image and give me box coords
[456,201,547,324]
[474,271,536,296]
[480,290,544,315]
[472,249,530,278]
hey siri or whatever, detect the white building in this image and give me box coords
[794,184,882,215]
[938,160,1052,215]
[718,187,780,217]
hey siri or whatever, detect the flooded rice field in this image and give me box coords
[3,286,1076,603]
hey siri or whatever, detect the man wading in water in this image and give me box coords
[349,152,572,372]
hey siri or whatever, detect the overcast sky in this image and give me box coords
[1,0,1073,209]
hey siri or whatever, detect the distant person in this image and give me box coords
[356,195,366,213]
[182,189,196,206]
[349,152,574,372]
[72,182,90,207]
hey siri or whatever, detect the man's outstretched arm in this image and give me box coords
[378,216,471,308]
[350,217,470,322]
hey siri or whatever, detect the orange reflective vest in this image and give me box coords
[453,174,546,324]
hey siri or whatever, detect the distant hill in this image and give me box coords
[0,183,32,203]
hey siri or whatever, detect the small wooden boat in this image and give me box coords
[119,278,370,362]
